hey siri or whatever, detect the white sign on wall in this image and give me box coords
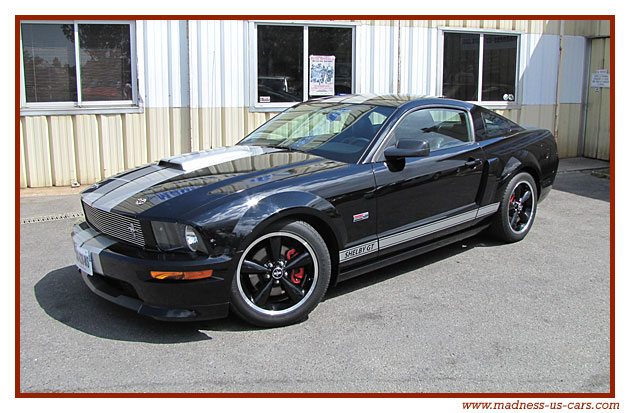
[590,69,610,88]
[309,55,335,96]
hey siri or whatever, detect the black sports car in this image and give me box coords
[72,94,559,327]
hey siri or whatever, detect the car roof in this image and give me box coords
[309,94,475,110]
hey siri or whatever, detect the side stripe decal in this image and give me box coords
[476,202,500,218]
[379,209,477,249]
[338,203,501,263]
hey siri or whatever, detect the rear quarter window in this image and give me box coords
[473,107,523,140]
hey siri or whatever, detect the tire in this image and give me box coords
[230,220,331,327]
[490,172,538,243]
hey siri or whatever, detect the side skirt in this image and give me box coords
[337,224,490,283]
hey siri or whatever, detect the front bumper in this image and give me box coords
[71,222,233,321]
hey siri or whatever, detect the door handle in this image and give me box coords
[464,158,482,168]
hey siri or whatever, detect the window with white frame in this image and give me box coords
[441,31,518,103]
[20,21,136,107]
[253,23,354,108]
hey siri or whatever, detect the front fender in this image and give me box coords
[233,191,346,252]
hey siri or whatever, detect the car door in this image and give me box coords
[372,106,486,255]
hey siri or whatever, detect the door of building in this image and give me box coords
[583,37,611,160]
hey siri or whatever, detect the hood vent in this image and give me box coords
[158,146,268,172]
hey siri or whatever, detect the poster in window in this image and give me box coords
[309,55,335,96]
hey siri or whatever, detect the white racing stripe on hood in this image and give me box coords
[160,146,266,172]
[87,146,272,212]
[82,164,163,206]
[91,168,183,211]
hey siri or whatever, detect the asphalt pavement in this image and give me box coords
[18,169,611,393]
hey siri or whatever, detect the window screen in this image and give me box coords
[21,24,77,103]
[442,33,480,101]
[442,32,519,102]
[79,24,132,101]
[21,22,133,104]
[308,27,353,96]
[482,35,517,101]
[255,24,354,105]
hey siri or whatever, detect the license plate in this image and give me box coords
[74,243,93,276]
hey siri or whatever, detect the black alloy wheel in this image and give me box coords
[508,180,535,234]
[230,220,331,327]
[491,172,538,243]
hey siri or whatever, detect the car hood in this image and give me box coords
[81,145,345,219]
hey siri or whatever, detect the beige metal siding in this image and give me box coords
[22,116,52,187]
[123,113,148,169]
[190,107,272,150]
[145,107,172,161]
[564,20,611,37]
[170,108,192,156]
[556,103,584,158]
[20,110,194,187]
[74,115,102,185]
[584,37,611,160]
[493,105,556,137]
[98,115,125,179]
[245,109,270,136]
[19,121,27,188]
[48,116,76,186]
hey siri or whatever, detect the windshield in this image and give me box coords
[238,102,395,163]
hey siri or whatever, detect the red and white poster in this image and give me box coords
[309,55,335,96]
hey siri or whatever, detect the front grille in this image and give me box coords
[83,202,146,247]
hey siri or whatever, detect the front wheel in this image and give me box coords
[230,220,331,327]
[490,172,538,243]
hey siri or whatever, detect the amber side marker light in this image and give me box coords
[150,270,213,280]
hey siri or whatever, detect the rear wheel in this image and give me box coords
[230,220,331,327]
[490,172,537,243]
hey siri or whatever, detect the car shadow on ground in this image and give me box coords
[34,266,255,342]
[36,234,503,340]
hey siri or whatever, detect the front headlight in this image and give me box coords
[184,225,202,252]
[151,221,208,254]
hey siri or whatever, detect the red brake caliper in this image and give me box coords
[285,249,305,284]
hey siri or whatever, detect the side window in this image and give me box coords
[391,108,472,151]
[475,107,523,140]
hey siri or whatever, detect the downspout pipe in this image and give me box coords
[553,20,565,142]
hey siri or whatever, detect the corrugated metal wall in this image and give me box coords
[20,19,609,187]
[188,20,272,152]
[20,20,192,187]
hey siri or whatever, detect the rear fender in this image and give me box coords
[497,150,542,197]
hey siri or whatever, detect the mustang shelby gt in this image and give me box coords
[72,95,558,327]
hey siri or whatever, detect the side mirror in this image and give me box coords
[384,139,430,161]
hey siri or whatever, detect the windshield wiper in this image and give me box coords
[265,144,308,154]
